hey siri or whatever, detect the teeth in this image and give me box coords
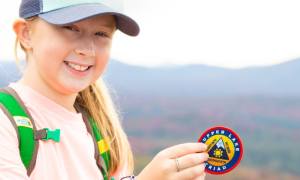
[66,62,89,71]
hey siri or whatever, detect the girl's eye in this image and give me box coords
[63,26,79,32]
[95,32,109,38]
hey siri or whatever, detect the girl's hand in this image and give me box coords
[137,143,208,180]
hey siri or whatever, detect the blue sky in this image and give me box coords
[2,0,300,68]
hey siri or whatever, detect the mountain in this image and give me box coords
[104,58,300,97]
[1,58,300,97]
[0,61,21,87]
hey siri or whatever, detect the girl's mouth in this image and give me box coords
[64,61,93,72]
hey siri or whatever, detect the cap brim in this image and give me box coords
[39,3,139,36]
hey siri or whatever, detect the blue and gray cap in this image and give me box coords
[19,0,140,36]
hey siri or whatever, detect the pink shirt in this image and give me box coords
[0,82,124,179]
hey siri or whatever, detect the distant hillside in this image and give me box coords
[1,58,300,97]
[0,61,21,87]
[104,58,300,97]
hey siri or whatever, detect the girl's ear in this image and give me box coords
[13,18,33,50]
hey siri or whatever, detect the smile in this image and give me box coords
[64,61,93,72]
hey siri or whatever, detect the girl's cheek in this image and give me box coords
[95,52,109,68]
[95,37,113,47]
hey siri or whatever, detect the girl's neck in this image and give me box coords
[18,77,78,113]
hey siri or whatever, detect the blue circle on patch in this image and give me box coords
[198,126,243,175]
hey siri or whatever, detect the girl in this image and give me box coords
[0,0,208,179]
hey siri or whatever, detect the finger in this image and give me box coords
[193,173,206,180]
[159,143,207,159]
[176,152,208,171]
[175,163,205,180]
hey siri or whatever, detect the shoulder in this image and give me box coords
[0,107,29,179]
[0,106,19,143]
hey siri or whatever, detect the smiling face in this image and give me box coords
[22,15,116,95]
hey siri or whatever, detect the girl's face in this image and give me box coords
[25,15,116,95]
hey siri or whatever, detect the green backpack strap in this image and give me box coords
[0,87,39,176]
[81,111,111,180]
[0,87,111,179]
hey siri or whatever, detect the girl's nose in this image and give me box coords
[74,38,96,57]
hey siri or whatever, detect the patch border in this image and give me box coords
[198,126,243,175]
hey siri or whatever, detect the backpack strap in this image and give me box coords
[0,87,111,179]
[0,87,39,176]
[80,109,111,180]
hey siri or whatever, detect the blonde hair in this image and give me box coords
[15,17,134,177]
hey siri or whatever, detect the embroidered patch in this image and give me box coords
[198,126,243,175]
[14,116,33,128]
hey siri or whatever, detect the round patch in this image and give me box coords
[198,126,243,175]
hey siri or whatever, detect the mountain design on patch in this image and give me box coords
[208,138,229,160]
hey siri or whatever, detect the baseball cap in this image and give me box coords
[19,0,140,36]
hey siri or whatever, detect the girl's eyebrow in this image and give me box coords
[95,23,116,29]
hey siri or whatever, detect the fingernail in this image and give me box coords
[205,153,209,159]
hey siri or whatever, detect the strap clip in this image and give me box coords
[35,128,60,142]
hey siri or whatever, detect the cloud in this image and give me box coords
[0,1,20,60]
[112,0,300,68]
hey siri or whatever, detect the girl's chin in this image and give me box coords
[57,71,98,94]
[57,81,92,95]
